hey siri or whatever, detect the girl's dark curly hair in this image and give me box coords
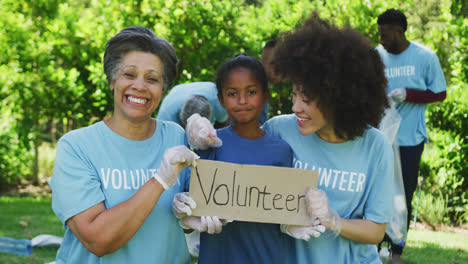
[272,13,389,140]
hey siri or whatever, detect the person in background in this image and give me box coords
[185,13,394,263]
[262,38,293,116]
[261,39,282,85]
[157,82,230,128]
[49,26,199,264]
[376,8,447,263]
[173,54,315,264]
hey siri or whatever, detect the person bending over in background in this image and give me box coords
[157,82,230,128]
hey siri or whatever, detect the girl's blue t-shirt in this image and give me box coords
[263,114,394,264]
[197,126,296,264]
[50,120,191,264]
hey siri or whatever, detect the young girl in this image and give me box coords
[172,55,302,263]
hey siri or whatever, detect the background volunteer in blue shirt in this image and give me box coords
[49,26,199,264]
[376,8,447,261]
[186,13,394,263]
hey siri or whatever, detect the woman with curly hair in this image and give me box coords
[261,13,394,263]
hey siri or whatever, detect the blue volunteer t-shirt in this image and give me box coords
[263,114,394,264]
[197,126,296,264]
[50,120,191,264]
[376,41,447,146]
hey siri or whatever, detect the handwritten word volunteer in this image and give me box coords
[194,167,305,213]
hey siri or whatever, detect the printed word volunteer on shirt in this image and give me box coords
[294,158,366,193]
[385,65,416,78]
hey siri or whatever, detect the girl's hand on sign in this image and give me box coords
[172,192,197,218]
[179,215,229,234]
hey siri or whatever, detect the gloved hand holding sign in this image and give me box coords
[153,146,199,190]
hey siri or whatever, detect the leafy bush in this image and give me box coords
[38,143,56,180]
[422,65,468,224]
[412,190,450,228]
[0,117,33,187]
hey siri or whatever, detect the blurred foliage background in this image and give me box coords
[0,0,466,225]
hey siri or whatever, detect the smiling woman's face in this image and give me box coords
[291,83,338,142]
[111,51,164,123]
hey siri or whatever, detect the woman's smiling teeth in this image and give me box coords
[297,116,309,122]
[127,96,147,104]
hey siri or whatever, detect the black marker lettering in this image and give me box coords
[249,186,260,207]
[261,186,272,210]
[286,194,296,211]
[196,167,217,204]
[236,186,247,207]
[273,194,283,210]
[297,194,305,213]
[213,184,229,205]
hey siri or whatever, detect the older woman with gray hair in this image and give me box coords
[50,26,199,263]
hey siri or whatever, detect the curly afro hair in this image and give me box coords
[272,13,389,140]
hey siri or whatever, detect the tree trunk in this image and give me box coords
[32,137,39,185]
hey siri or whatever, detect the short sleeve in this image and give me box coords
[262,116,279,137]
[50,137,105,225]
[426,53,447,93]
[363,138,394,223]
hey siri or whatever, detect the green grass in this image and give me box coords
[0,196,467,264]
[401,229,468,264]
[0,197,64,264]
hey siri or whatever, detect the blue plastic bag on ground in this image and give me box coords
[0,236,32,255]
[0,234,63,255]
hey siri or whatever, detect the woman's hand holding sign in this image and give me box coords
[280,222,326,241]
[305,187,342,236]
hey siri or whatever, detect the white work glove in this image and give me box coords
[305,188,342,236]
[388,88,406,103]
[180,216,230,234]
[172,192,197,219]
[153,145,199,189]
[186,113,222,150]
[280,222,326,241]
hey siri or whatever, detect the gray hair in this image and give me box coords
[103,26,179,93]
[179,95,212,128]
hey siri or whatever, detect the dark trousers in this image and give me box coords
[389,141,425,255]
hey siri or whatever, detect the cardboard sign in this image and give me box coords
[189,159,318,226]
